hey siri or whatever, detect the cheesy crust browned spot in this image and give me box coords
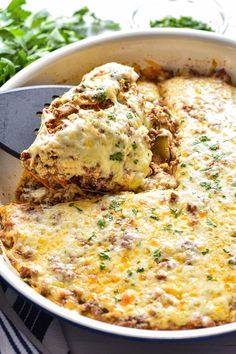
[1,67,236,330]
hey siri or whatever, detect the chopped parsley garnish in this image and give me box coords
[202,166,212,172]
[223,248,230,254]
[109,198,124,212]
[132,209,138,215]
[97,218,106,229]
[206,218,217,228]
[92,88,107,102]
[105,213,113,221]
[69,203,83,212]
[150,215,160,221]
[193,136,210,145]
[213,153,223,161]
[228,259,236,265]
[202,249,209,255]
[199,135,211,142]
[133,159,139,165]
[132,141,138,150]
[180,163,187,168]
[150,16,213,32]
[127,270,133,277]
[200,181,212,190]
[212,173,219,180]
[232,179,236,187]
[0,0,120,86]
[153,249,162,262]
[110,152,123,161]
[169,206,182,218]
[126,112,133,119]
[99,90,107,102]
[98,251,110,260]
[136,267,145,273]
[173,229,184,234]
[207,275,214,281]
[100,263,106,270]
[213,179,222,191]
[209,143,219,151]
[108,114,115,121]
[163,224,172,231]
[87,232,96,242]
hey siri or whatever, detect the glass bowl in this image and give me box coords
[131,0,228,34]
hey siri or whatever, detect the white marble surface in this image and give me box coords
[2,0,236,352]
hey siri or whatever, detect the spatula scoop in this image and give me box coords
[0,85,72,158]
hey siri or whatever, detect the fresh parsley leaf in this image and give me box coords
[150,16,213,32]
[0,0,120,85]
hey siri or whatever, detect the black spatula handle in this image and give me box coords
[0,85,72,158]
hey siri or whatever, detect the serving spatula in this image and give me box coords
[0,85,73,159]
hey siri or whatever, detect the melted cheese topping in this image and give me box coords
[1,74,236,330]
[21,63,153,191]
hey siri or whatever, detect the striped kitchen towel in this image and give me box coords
[0,279,69,354]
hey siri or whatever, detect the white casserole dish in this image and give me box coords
[1,29,236,340]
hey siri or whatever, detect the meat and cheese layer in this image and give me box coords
[21,63,154,192]
[1,72,236,330]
